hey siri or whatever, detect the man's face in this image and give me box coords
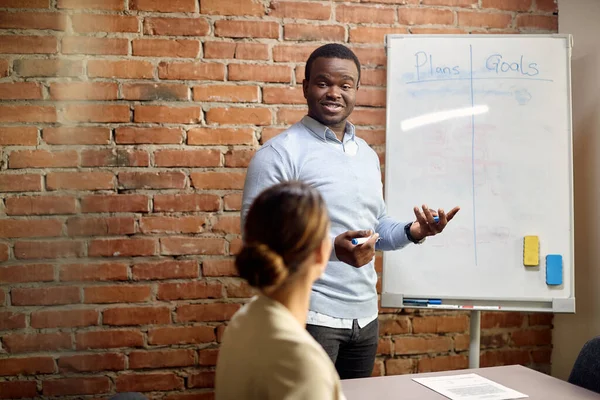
[303,57,359,131]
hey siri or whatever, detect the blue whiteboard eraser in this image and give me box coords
[546,255,563,285]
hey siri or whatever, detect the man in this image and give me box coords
[241,44,459,379]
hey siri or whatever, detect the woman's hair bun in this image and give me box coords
[235,243,288,292]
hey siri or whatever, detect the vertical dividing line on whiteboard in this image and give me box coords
[469,44,478,265]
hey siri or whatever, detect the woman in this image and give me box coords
[215,181,346,400]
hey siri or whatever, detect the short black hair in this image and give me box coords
[304,43,361,84]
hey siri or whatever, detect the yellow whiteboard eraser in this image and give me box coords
[523,235,539,266]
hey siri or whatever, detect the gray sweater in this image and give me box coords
[241,116,411,319]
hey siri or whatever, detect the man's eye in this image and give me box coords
[342,85,351,90]
[317,82,327,88]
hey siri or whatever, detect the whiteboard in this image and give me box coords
[381,35,575,313]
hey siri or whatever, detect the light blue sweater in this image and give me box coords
[241,116,411,319]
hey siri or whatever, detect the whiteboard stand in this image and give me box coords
[469,311,481,368]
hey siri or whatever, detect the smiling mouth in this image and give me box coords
[321,102,344,113]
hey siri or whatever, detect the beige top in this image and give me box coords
[215,295,346,400]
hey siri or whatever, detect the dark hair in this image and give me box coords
[236,182,330,293]
[304,43,361,84]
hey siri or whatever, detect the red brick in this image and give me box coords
[0,263,54,283]
[377,338,392,355]
[285,23,344,41]
[47,171,114,191]
[511,329,552,346]
[0,105,56,122]
[43,377,110,396]
[133,39,199,58]
[481,349,530,367]
[225,280,254,298]
[160,237,227,256]
[455,334,470,351]
[67,216,136,236]
[0,219,62,238]
[43,127,110,145]
[399,8,454,25]
[516,14,557,30]
[49,82,118,100]
[14,58,81,77]
[154,149,219,168]
[0,0,49,7]
[529,313,553,326]
[58,353,125,372]
[130,0,196,12]
[3,332,72,353]
[481,333,508,348]
[188,128,254,146]
[132,260,199,280]
[177,303,240,322]
[223,193,242,211]
[88,59,154,79]
[148,325,215,345]
[353,47,387,67]
[349,26,408,43]
[203,259,237,277]
[144,17,209,36]
[129,349,195,369]
[118,171,187,189]
[116,127,183,144]
[0,381,37,399]
[62,37,127,55]
[81,194,149,213]
[193,85,259,102]
[0,288,4,305]
[0,356,55,376]
[123,83,188,101]
[72,14,139,33]
[229,64,291,83]
[134,105,199,124]
[9,149,78,168]
[203,41,235,59]
[198,348,219,366]
[385,358,415,375]
[412,315,469,334]
[189,371,215,389]
[205,107,271,125]
[84,285,151,304]
[88,238,157,257]
[158,281,222,300]
[361,69,387,86]
[0,82,42,99]
[0,244,7,262]
[0,35,56,54]
[395,336,453,355]
[14,240,84,259]
[154,193,220,212]
[0,58,6,76]
[418,355,469,373]
[536,0,557,12]
[201,0,265,16]
[457,11,513,28]
[482,312,525,329]
[276,108,306,125]
[191,171,246,190]
[215,20,279,39]
[60,262,128,282]
[31,308,98,328]
[103,306,171,326]
[379,316,410,335]
[164,391,215,400]
[117,373,184,392]
[422,0,477,5]
[159,61,225,80]
[263,86,304,104]
[273,44,316,62]
[0,127,38,146]
[58,0,123,10]
[76,330,143,350]
[482,0,531,11]
[140,216,206,234]
[0,312,27,330]
[235,43,269,60]
[12,286,80,306]
[532,348,552,363]
[0,174,41,192]
[61,104,129,123]
[270,1,330,19]
[349,108,386,126]
[225,149,254,168]
[261,127,285,143]
[337,4,395,24]
[81,148,149,167]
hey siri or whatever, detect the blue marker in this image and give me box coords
[432,216,440,223]
[351,236,381,245]
[404,298,442,305]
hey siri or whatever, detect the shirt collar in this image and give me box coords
[301,115,356,144]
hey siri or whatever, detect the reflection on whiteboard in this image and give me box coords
[412,374,528,400]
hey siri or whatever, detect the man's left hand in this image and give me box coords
[409,204,460,242]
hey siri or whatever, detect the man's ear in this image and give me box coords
[302,79,308,99]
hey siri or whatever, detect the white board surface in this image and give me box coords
[382,35,574,313]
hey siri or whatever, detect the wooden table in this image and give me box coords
[341,365,600,399]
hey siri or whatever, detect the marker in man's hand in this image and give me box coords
[351,236,381,245]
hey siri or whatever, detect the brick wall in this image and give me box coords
[0,0,557,398]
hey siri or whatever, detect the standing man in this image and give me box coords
[241,44,459,379]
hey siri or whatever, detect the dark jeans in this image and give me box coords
[306,318,378,380]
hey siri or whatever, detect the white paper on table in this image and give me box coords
[412,373,529,400]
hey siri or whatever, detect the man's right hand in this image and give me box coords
[334,230,379,268]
